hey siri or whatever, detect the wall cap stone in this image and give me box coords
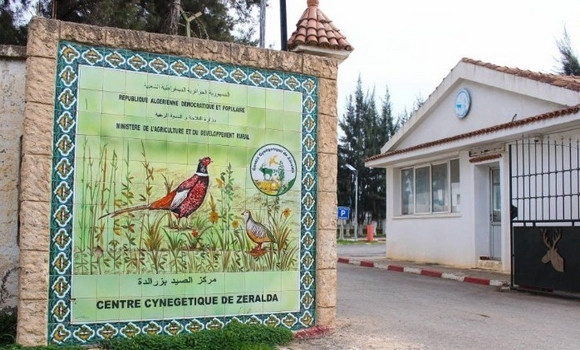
[0,45,26,59]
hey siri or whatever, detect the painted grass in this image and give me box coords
[73,141,300,275]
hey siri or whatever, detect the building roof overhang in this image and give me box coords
[366,104,580,168]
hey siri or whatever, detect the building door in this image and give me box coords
[489,168,501,260]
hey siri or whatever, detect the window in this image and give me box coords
[415,166,430,213]
[450,159,460,213]
[400,159,460,215]
[431,163,448,212]
[401,169,414,214]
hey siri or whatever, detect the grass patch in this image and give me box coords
[0,322,293,350]
[337,239,383,245]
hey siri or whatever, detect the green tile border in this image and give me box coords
[48,41,318,345]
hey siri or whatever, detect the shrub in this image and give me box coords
[101,322,293,350]
[0,318,293,349]
[0,307,17,346]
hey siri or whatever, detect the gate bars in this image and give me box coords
[509,136,580,226]
[509,136,580,294]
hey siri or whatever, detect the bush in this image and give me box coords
[0,318,293,350]
[0,344,83,350]
[101,321,293,350]
[0,307,17,346]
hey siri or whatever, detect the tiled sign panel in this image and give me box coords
[49,42,318,344]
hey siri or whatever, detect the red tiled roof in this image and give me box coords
[462,58,580,92]
[288,0,353,51]
[366,104,580,162]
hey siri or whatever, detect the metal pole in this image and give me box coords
[509,144,514,288]
[259,0,266,48]
[346,164,358,241]
[354,171,358,241]
[279,0,288,50]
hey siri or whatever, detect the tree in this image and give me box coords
[395,94,424,129]
[556,28,580,76]
[0,0,29,45]
[380,87,398,139]
[338,78,398,229]
[0,0,261,45]
[145,0,260,42]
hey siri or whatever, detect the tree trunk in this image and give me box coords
[166,0,181,35]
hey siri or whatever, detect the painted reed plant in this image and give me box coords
[74,141,299,275]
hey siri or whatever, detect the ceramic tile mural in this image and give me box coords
[49,41,318,344]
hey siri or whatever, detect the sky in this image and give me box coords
[265,0,580,119]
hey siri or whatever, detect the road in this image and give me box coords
[286,263,580,350]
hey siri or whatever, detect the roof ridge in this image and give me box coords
[461,57,580,92]
[367,104,580,162]
[288,0,353,51]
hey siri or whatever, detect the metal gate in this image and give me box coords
[510,136,580,294]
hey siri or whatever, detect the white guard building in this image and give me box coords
[366,58,580,272]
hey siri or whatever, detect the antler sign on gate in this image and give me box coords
[540,228,564,272]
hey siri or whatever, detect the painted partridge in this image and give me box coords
[242,210,274,254]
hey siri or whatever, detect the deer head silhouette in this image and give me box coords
[540,228,564,272]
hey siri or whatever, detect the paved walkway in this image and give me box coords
[337,240,511,288]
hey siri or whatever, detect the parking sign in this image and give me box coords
[337,206,350,220]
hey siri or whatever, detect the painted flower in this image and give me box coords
[93,245,103,259]
[209,211,219,224]
[191,229,199,238]
[232,220,239,229]
[282,208,291,218]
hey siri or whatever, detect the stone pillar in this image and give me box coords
[17,18,59,346]
[305,56,339,327]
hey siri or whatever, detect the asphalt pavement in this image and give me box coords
[287,262,580,350]
[337,239,511,288]
[284,240,580,349]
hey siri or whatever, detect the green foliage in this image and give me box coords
[75,140,298,274]
[337,239,381,245]
[0,321,292,349]
[0,0,261,45]
[0,2,27,45]
[338,77,400,223]
[0,257,18,345]
[556,28,580,76]
[0,345,84,350]
[0,307,16,346]
[100,321,293,350]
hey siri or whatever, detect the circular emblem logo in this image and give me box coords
[455,88,471,119]
[250,144,297,196]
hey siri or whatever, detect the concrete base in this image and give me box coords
[476,259,502,271]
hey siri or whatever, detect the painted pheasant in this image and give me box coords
[100,157,211,223]
[242,210,275,256]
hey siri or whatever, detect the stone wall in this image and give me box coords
[0,45,26,310]
[18,17,339,345]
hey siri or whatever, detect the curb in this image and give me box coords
[338,257,508,288]
[293,325,333,339]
